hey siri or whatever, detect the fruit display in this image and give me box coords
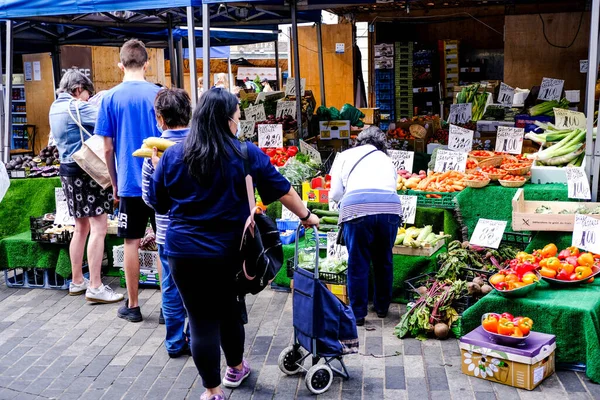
[464,171,489,181]
[397,169,427,191]
[257,114,298,133]
[466,158,478,171]
[482,313,534,337]
[480,166,506,180]
[261,146,298,167]
[5,145,61,178]
[394,225,449,248]
[537,245,599,283]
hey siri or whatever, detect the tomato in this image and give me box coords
[541,243,558,258]
[482,315,499,334]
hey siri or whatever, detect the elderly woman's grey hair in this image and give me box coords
[356,126,389,155]
[56,70,95,97]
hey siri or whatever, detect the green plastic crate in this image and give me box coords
[406,190,459,209]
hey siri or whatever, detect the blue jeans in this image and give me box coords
[342,214,400,320]
[158,244,189,354]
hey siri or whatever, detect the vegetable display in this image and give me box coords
[528,98,570,117]
[414,171,466,193]
[397,170,427,191]
[526,128,586,166]
[278,157,318,185]
[482,313,534,337]
[261,146,298,167]
[395,226,449,248]
[537,246,598,282]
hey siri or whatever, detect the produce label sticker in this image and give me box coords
[276,101,296,119]
[326,231,348,261]
[398,195,417,225]
[54,188,75,226]
[470,219,507,249]
[448,125,474,153]
[447,103,472,124]
[553,109,586,130]
[566,167,591,200]
[245,104,266,122]
[258,124,283,148]
[495,126,524,155]
[389,150,415,172]
[572,214,600,254]
[299,140,322,163]
[239,120,255,140]
[434,150,467,173]
[538,78,564,101]
[285,77,306,97]
[497,82,514,106]
[281,205,300,221]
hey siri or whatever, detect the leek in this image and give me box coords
[568,152,585,167]
[530,129,585,161]
[544,148,585,166]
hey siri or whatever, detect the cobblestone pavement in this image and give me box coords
[0,275,598,400]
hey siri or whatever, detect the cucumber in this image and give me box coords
[320,216,339,225]
[313,209,340,217]
[317,224,338,232]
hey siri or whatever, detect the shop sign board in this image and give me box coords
[299,140,322,163]
[245,104,266,122]
[327,231,348,261]
[276,101,296,118]
[258,124,283,148]
[434,150,467,173]
[565,167,591,200]
[538,78,564,101]
[448,125,474,153]
[389,150,414,172]
[285,77,306,97]
[495,126,524,155]
[447,103,472,124]
[553,109,586,130]
[60,46,92,78]
[572,214,600,254]
[470,218,507,249]
[497,82,514,106]
[399,195,417,225]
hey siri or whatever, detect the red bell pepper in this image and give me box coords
[501,313,514,321]
[566,256,579,268]
[558,249,571,260]
[286,146,298,157]
[515,262,536,278]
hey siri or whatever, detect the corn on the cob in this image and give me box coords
[143,137,176,151]
[132,148,164,158]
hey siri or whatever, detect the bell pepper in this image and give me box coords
[495,282,508,291]
[482,315,499,334]
[515,252,530,262]
[540,267,557,278]
[578,253,594,267]
[266,148,277,157]
[558,249,571,260]
[501,313,514,321]
[556,269,570,281]
[498,318,515,336]
[588,277,595,284]
[521,272,538,284]
[575,266,593,280]
[515,262,537,278]
[286,146,298,157]
[511,327,524,337]
[517,317,533,335]
[504,274,520,283]
[509,259,520,269]
[559,263,574,275]
[566,256,579,268]
[567,246,580,257]
[541,243,558,258]
[570,273,577,281]
[539,258,548,268]
[545,257,561,272]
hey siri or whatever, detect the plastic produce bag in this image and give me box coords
[340,104,366,128]
[316,106,342,122]
[0,162,10,204]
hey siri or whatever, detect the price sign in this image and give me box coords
[448,125,474,153]
[566,167,591,200]
[281,205,300,221]
[447,103,472,124]
[258,124,283,148]
[328,199,339,212]
[0,162,9,203]
[580,60,589,73]
[55,188,75,226]
[239,120,255,140]
[572,214,600,253]
[389,150,415,172]
[495,126,524,155]
[470,219,507,249]
[553,109,586,130]
[245,104,266,122]
[285,78,306,97]
[497,82,515,106]
[434,150,468,173]
[399,195,417,225]
[538,78,564,101]
[299,140,322,163]
[276,101,296,118]
[326,231,348,261]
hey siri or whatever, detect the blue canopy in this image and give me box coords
[183,45,229,59]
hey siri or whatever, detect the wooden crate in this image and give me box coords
[392,239,444,256]
[358,108,380,125]
[511,188,600,232]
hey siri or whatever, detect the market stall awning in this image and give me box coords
[183,45,229,59]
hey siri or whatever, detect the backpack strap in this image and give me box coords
[240,142,257,213]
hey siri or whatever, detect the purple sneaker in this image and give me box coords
[200,393,225,400]
[222,359,251,388]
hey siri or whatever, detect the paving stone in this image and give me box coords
[81,355,113,377]
[251,336,273,356]
[172,367,198,390]
[119,355,152,378]
[427,366,449,391]
[475,391,499,400]
[402,339,422,356]
[363,377,384,398]
[385,366,406,390]
[406,377,429,400]
[556,371,586,392]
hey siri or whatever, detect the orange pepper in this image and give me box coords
[541,243,558,258]
[559,263,574,276]
[540,266,557,278]
[575,266,593,280]
[511,327,524,337]
[577,253,594,267]
[539,259,548,268]
[567,246,580,256]
[517,317,533,336]
[546,257,561,271]
[498,318,515,336]
[482,315,499,334]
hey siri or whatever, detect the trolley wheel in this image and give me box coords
[305,364,333,395]
[278,346,304,375]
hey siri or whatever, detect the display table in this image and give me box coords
[461,281,600,383]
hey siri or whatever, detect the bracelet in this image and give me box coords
[300,209,312,222]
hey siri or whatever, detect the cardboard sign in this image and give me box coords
[327,231,348,261]
[245,104,266,122]
[566,167,591,200]
[470,218,507,249]
[258,124,283,148]
[572,214,600,253]
[299,140,322,163]
[285,77,306,97]
[239,120,255,140]
[276,101,296,118]
[389,150,415,172]
[434,150,467,173]
[374,43,394,57]
[448,125,474,153]
[399,195,417,225]
[448,103,472,124]
[553,109,586,130]
[54,188,75,226]
[497,82,515,106]
[495,126,524,155]
[538,78,564,101]
[319,121,351,140]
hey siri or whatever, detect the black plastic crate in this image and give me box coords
[501,231,532,250]
[287,258,347,285]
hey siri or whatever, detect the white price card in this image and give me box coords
[434,150,468,173]
[245,104,266,122]
[553,109,586,130]
[0,162,9,204]
[389,150,415,172]
[447,103,472,124]
[258,124,283,148]
[566,167,591,200]
[239,120,255,140]
[281,205,300,221]
[328,199,339,212]
[285,77,306,97]
[399,195,418,225]
[276,101,296,118]
[580,60,589,73]
[497,82,515,106]
[299,140,322,163]
[470,219,507,249]
[326,231,348,261]
[54,188,75,226]
[495,126,525,155]
[538,78,564,101]
[572,214,600,253]
[448,124,474,153]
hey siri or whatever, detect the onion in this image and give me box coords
[434,323,450,339]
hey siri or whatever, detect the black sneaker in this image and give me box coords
[117,300,143,323]
[168,343,191,358]
[159,308,165,325]
[356,318,365,326]
[377,311,388,318]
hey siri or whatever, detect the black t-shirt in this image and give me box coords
[59,162,84,177]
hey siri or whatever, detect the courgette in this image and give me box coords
[320,216,339,225]
[313,209,340,217]
[317,224,338,232]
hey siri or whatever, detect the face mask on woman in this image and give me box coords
[229,118,241,138]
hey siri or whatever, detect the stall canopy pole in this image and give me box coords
[227,56,233,91]
[3,20,13,163]
[176,38,185,89]
[587,0,600,200]
[0,26,4,164]
[316,22,326,107]
[167,15,177,88]
[290,0,303,137]
[187,6,198,108]
[274,40,280,91]
[202,3,210,96]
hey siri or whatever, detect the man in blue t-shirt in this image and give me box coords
[96,39,161,323]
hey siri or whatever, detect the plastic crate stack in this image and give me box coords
[395,42,414,119]
[439,40,460,100]
[375,69,395,132]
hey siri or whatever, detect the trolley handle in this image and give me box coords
[293,224,320,278]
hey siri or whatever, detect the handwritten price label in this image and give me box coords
[553,109,586,130]
[448,125,474,153]
[55,188,75,226]
[239,120,255,140]
[470,219,507,249]
[389,150,415,172]
[285,78,306,97]
[497,82,514,106]
[327,231,348,261]
[299,140,322,163]
[495,126,524,155]
[566,167,591,200]
[276,101,296,118]
[245,104,266,122]
[572,214,600,253]
[398,195,417,225]
[448,103,472,125]
[434,150,467,173]
[281,205,300,221]
[258,124,283,148]
[580,60,589,73]
[538,77,564,101]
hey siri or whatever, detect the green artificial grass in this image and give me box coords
[526,232,573,253]
[0,231,71,276]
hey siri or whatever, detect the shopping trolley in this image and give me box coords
[278,225,359,395]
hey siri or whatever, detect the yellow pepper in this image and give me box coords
[577,253,594,267]
[575,266,593,280]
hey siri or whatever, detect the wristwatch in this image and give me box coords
[300,209,312,222]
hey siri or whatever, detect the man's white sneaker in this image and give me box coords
[85,285,124,304]
[69,278,89,296]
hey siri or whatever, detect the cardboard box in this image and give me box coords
[320,120,351,140]
[359,108,381,125]
[325,283,349,305]
[460,327,555,390]
[301,182,320,202]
